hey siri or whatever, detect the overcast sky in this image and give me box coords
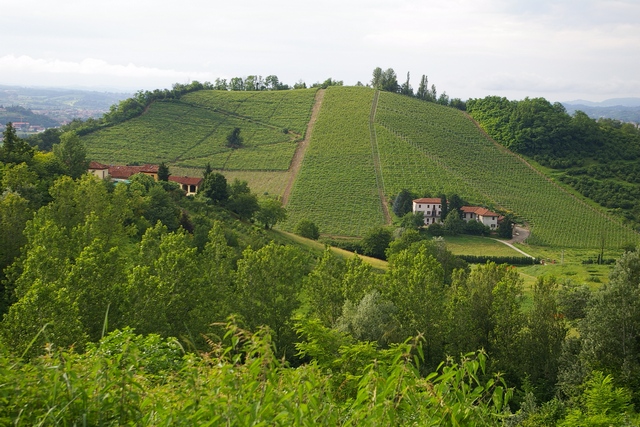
[2,0,639,102]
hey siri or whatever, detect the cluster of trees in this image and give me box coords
[4,135,640,423]
[467,96,640,228]
[199,167,286,229]
[371,67,466,110]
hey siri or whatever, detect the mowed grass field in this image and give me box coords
[83,89,317,172]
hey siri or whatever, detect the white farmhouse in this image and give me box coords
[412,197,443,225]
[461,206,501,229]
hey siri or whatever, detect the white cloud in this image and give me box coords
[0,55,217,90]
[1,0,639,100]
[0,55,213,80]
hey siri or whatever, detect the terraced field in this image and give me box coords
[81,86,639,247]
[283,86,385,237]
[374,92,640,249]
[83,89,317,171]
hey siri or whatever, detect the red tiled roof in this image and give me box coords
[461,206,499,217]
[169,176,203,186]
[413,198,442,204]
[108,164,159,179]
[88,161,109,169]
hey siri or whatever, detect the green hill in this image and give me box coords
[81,86,640,249]
[83,89,317,170]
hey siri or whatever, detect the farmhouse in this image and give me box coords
[87,162,202,196]
[412,197,443,225]
[168,176,202,196]
[88,161,109,180]
[107,164,159,182]
[412,197,502,229]
[461,206,501,229]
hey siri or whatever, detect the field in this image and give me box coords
[80,86,640,249]
[283,86,385,237]
[442,236,525,257]
[374,92,640,249]
[82,89,317,171]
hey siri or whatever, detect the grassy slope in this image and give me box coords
[83,89,317,171]
[374,92,640,249]
[81,86,638,250]
[282,86,385,237]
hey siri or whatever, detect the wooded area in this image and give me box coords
[2,126,640,424]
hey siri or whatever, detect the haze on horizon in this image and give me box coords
[1,0,639,103]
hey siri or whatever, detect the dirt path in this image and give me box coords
[510,225,530,244]
[492,238,535,258]
[369,90,392,224]
[282,89,325,205]
[491,225,535,258]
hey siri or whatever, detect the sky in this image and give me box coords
[2,0,639,102]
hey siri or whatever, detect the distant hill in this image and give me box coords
[562,97,640,123]
[564,98,640,107]
[80,87,639,248]
[0,85,131,124]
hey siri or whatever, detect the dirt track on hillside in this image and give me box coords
[282,89,325,205]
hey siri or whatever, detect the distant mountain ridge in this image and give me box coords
[563,97,640,107]
[562,98,640,123]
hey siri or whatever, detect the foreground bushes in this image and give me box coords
[0,324,512,426]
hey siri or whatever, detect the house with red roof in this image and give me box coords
[87,162,202,195]
[412,197,503,229]
[107,164,159,181]
[461,206,501,229]
[88,161,109,180]
[168,175,203,196]
[412,197,443,225]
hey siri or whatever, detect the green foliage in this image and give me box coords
[226,184,259,221]
[1,122,34,164]
[579,250,640,394]
[200,171,229,205]
[302,248,347,327]
[399,211,425,230]
[443,210,465,235]
[392,188,414,217]
[236,242,308,358]
[294,218,320,240]
[384,244,446,365]
[336,290,399,346]
[521,277,567,401]
[255,198,286,229]
[226,127,243,149]
[557,281,591,321]
[560,371,636,426]
[52,131,88,179]
[457,254,537,265]
[497,214,513,238]
[361,226,392,259]
[157,161,169,181]
[447,262,525,382]
[0,322,516,426]
[0,192,32,308]
[464,219,491,236]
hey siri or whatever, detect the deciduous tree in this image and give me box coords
[52,131,88,179]
[255,198,286,229]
